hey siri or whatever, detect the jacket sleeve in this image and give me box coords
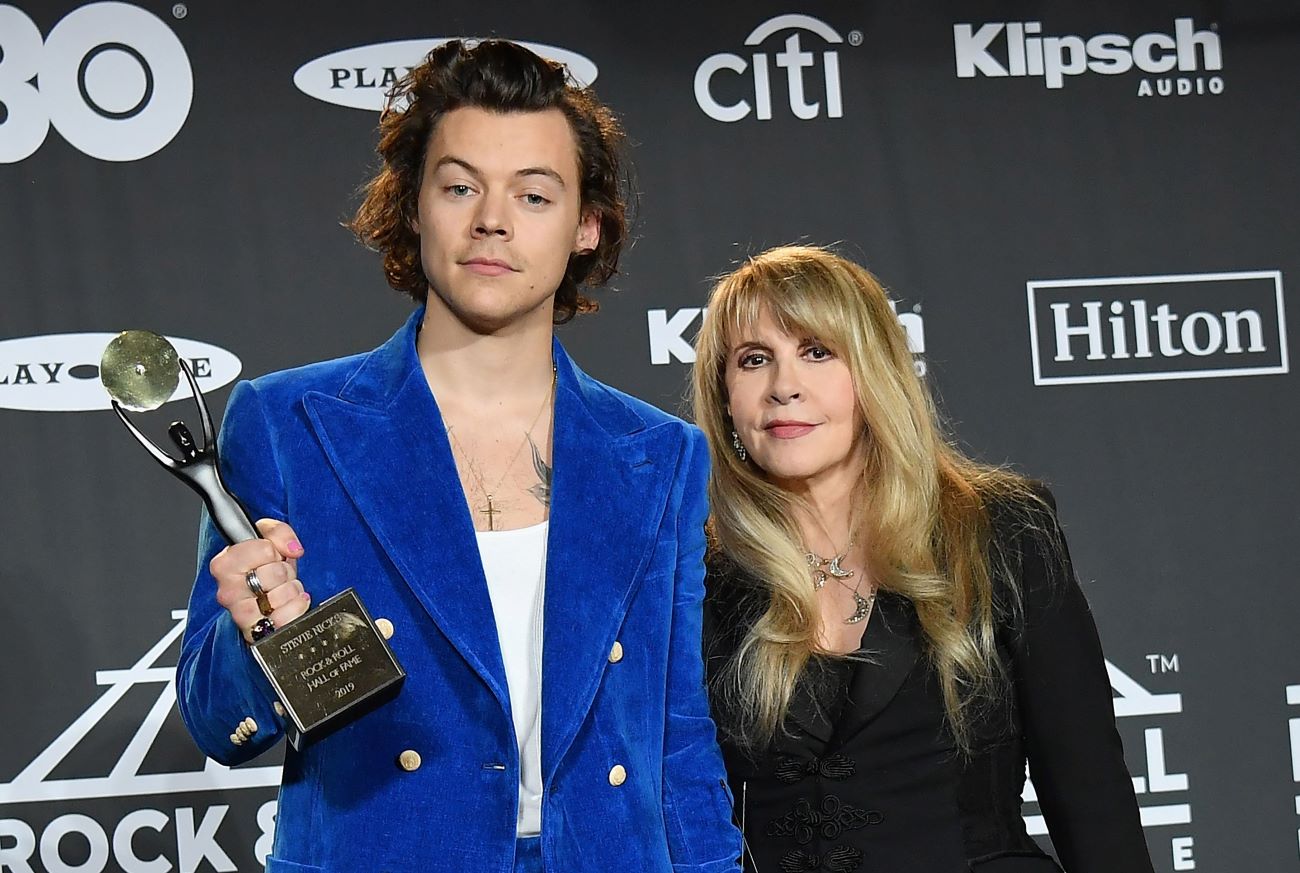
[175,379,290,763]
[1011,488,1155,873]
[661,426,744,873]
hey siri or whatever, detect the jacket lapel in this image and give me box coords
[831,591,921,747]
[784,672,838,747]
[705,557,923,748]
[541,343,683,779]
[302,310,510,714]
[300,313,684,770]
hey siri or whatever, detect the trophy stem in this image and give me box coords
[104,334,405,748]
[178,460,260,544]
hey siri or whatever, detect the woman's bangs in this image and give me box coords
[716,269,850,354]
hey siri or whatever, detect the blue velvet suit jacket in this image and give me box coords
[176,309,742,873]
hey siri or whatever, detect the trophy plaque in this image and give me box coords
[101,330,405,749]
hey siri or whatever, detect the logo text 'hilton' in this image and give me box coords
[1027,272,1287,385]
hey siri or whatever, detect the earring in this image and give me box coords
[731,430,747,462]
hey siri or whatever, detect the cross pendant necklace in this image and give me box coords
[447,367,556,532]
[480,495,501,531]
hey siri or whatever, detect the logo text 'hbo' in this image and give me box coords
[0,2,193,163]
[695,14,853,123]
[1026,271,1288,385]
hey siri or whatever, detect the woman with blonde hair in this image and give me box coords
[695,245,1152,872]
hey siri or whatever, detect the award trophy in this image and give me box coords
[100,330,405,749]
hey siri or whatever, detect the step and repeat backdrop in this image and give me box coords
[2,1,1296,871]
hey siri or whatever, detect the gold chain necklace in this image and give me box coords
[447,368,556,531]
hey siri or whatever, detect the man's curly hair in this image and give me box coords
[349,39,629,324]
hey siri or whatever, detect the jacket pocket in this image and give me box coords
[265,857,325,873]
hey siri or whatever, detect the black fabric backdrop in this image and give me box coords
[2,2,1297,870]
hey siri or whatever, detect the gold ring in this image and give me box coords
[245,570,274,616]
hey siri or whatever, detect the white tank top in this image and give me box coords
[475,521,548,836]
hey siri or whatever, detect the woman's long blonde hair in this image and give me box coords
[692,245,1037,751]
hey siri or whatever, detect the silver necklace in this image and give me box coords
[836,575,876,625]
[806,546,875,625]
[803,508,871,624]
[805,548,854,590]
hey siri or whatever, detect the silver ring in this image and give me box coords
[245,569,266,597]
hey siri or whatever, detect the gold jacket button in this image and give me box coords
[273,701,286,717]
[397,749,422,772]
[608,764,627,786]
[233,717,256,744]
[376,618,395,640]
[608,641,624,663]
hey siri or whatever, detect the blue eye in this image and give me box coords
[447,184,473,197]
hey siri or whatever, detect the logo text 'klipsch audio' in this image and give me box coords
[954,18,1223,97]
[648,301,927,375]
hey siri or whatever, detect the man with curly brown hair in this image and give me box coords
[177,39,741,873]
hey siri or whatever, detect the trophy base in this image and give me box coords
[250,588,405,749]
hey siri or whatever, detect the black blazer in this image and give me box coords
[703,492,1154,873]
